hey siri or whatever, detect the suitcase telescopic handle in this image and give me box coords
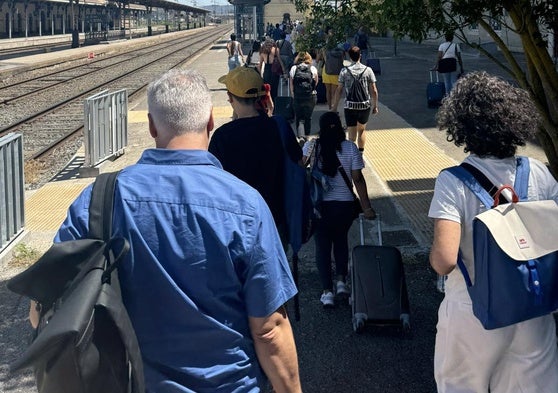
[358,213,382,246]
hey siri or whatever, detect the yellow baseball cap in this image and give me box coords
[218,67,267,98]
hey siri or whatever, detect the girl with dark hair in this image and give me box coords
[302,112,376,308]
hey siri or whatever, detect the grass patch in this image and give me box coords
[9,243,41,268]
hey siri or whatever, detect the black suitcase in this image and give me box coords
[366,54,381,76]
[427,70,445,108]
[274,77,294,121]
[351,215,411,333]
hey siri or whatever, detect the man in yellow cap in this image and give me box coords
[210,67,301,242]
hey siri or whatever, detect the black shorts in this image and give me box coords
[344,107,371,126]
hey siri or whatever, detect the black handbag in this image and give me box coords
[438,58,457,73]
[7,172,144,393]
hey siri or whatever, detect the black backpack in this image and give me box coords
[7,172,145,393]
[325,47,344,75]
[345,66,370,110]
[293,64,315,97]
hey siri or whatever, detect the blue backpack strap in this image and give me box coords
[456,252,472,287]
[444,165,495,287]
[444,166,495,208]
[514,156,530,201]
[445,159,530,288]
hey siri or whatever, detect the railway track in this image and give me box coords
[0,25,230,189]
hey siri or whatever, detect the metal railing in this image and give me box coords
[0,133,25,253]
[83,89,128,175]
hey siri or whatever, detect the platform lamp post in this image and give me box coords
[24,0,29,37]
[7,0,14,39]
[70,0,79,47]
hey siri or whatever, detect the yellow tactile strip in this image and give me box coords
[25,181,92,232]
[213,106,233,119]
[128,110,148,124]
[364,128,457,243]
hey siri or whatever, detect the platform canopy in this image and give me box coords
[227,0,270,6]
[121,0,210,13]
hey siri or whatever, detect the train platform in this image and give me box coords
[2,34,551,393]
[14,44,446,256]
[4,33,546,257]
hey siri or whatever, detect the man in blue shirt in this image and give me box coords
[49,69,302,393]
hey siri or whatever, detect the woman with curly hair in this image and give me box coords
[302,112,376,308]
[428,71,558,392]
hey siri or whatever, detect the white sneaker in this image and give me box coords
[320,292,335,308]
[336,281,350,296]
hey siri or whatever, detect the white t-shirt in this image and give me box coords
[303,139,364,202]
[438,41,460,59]
[428,155,558,301]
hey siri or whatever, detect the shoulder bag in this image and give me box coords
[437,44,457,73]
[337,158,363,220]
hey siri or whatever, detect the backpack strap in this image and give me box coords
[445,165,496,208]
[88,171,120,241]
[514,156,530,201]
[347,65,366,81]
[444,157,531,287]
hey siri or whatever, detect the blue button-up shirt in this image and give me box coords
[55,149,297,393]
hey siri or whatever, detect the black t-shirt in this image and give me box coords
[209,114,287,225]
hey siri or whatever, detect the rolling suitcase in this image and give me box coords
[427,70,445,108]
[351,215,411,333]
[366,53,381,76]
[274,77,294,121]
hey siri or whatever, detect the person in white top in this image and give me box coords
[434,32,463,94]
[289,51,319,137]
[429,71,558,393]
[226,34,244,71]
[302,112,376,308]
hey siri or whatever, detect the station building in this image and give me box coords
[0,0,209,45]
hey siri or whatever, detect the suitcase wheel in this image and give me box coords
[353,317,365,334]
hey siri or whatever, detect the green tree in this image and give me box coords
[295,0,558,176]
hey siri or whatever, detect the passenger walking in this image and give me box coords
[433,32,463,94]
[353,26,369,62]
[258,38,286,100]
[318,27,345,111]
[277,31,295,72]
[226,33,245,70]
[210,66,300,243]
[302,112,376,308]
[429,71,558,393]
[49,69,302,393]
[289,51,319,137]
[331,46,379,152]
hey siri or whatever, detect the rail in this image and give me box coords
[0,133,25,253]
[81,89,128,177]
